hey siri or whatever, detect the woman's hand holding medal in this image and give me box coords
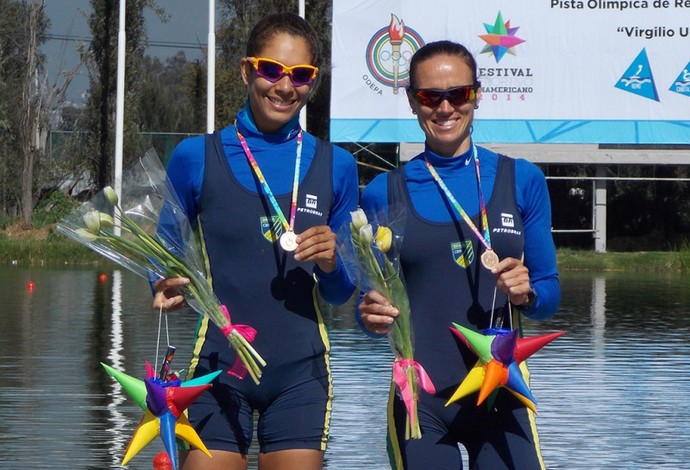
[293,225,338,273]
[491,256,533,307]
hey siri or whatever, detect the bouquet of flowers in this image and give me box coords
[57,149,266,384]
[339,207,435,439]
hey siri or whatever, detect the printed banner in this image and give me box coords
[330,0,690,144]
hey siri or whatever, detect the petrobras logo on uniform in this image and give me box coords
[305,194,318,209]
[493,212,522,236]
[298,194,323,217]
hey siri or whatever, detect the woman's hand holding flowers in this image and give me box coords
[338,207,435,439]
[153,277,190,311]
[359,290,399,335]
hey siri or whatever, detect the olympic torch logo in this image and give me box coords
[365,14,425,95]
[389,15,405,94]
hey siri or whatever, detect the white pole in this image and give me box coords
[114,0,126,234]
[207,0,216,133]
[594,165,607,253]
[298,0,307,131]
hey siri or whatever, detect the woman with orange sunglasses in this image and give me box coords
[153,12,358,470]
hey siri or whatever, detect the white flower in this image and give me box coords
[359,224,373,245]
[103,186,118,206]
[75,228,98,243]
[83,210,101,233]
[350,208,368,230]
[98,213,115,228]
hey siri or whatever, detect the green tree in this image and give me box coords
[138,52,203,133]
[0,0,50,226]
[81,0,164,190]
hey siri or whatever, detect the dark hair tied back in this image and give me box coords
[408,40,477,89]
[246,13,321,67]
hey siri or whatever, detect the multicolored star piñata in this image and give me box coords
[445,323,564,412]
[102,362,221,469]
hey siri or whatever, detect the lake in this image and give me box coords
[1,266,689,469]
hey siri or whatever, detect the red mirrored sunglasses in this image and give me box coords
[409,83,481,107]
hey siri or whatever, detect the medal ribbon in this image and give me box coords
[237,129,303,233]
[424,144,492,250]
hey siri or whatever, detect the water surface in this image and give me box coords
[1,267,689,469]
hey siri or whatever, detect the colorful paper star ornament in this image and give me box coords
[102,362,221,470]
[445,324,564,412]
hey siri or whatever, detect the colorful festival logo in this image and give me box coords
[669,61,690,99]
[479,11,525,63]
[260,215,282,243]
[365,14,425,94]
[615,48,659,102]
[451,240,475,269]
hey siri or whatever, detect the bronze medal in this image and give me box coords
[480,249,499,270]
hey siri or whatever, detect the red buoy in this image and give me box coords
[152,451,173,470]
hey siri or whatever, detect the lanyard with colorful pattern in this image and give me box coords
[424,144,498,269]
[236,129,303,251]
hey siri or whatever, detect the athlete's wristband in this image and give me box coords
[516,287,537,311]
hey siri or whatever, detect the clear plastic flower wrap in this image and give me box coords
[337,206,435,439]
[57,149,265,384]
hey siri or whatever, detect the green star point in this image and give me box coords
[101,362,148,410]
[451,323,494,363]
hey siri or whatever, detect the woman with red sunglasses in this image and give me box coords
[358,40,560,469]
[153,12,358,470]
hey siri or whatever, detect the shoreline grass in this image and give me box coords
[3,231,690,272]
[555,248,689,272]
[0,230,104,266]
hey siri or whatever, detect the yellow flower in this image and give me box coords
[375,226,392,253]
[350,208,368,230]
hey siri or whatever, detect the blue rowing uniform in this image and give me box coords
[166,105,358,453]
[361,144,560,469]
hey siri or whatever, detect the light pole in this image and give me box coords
[207,0,216,133]
[114,0,126,233]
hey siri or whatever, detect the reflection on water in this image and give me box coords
[1,267,689,469]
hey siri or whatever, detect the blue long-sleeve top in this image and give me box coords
[165,104,359,305]
[360,143,560,321]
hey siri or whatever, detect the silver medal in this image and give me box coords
[279,231,298,252]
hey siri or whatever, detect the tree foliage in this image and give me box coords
[0,0,50,226]
[138,52,204,133]
[81,0,164,190]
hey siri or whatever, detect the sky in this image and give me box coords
[42,0,211,104]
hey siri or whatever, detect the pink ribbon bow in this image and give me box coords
[219,305,257,379]
[392,359,436,429]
